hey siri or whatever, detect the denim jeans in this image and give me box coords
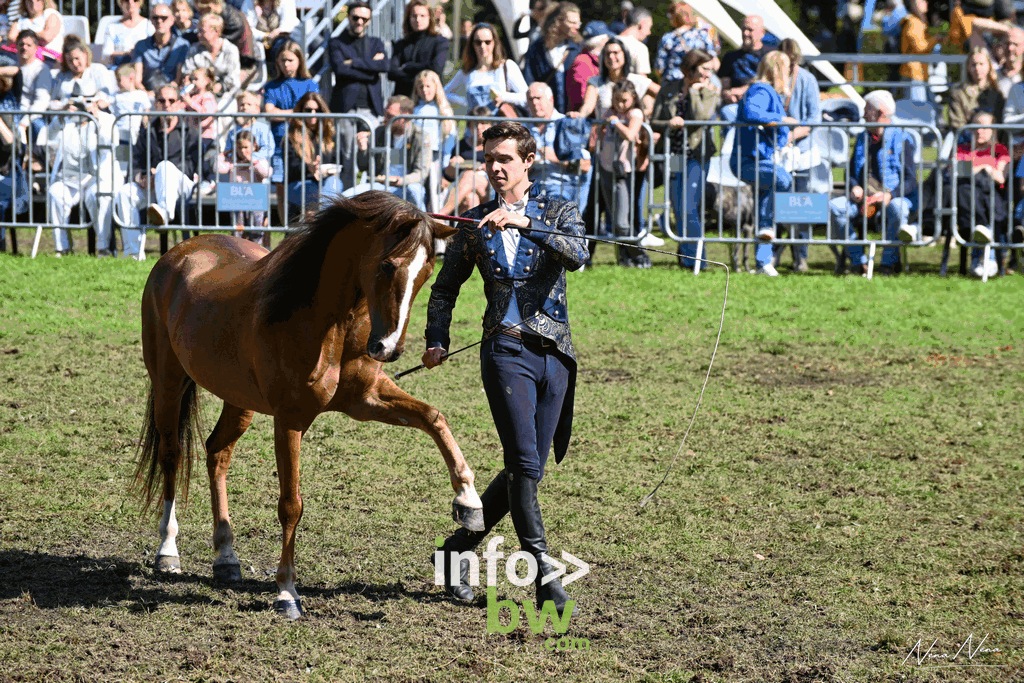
[829,195,912,267]
[736,158,793,267]
[671,161,707,269]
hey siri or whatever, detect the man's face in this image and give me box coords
[526,86,553,119]
[198,19,219,47]
[151,6,174,35]
[864,103,890,133]
[385,103,406,136]
[637,17,652,41]
[16,37,37,65]
[155,87,182,113]
[348,6,371,37]
[742,16,764,49]
[484,137,534,194]
[562,12,581,40]
[1009,30,1024,62]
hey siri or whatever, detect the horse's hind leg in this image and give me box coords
[205,402,255,582]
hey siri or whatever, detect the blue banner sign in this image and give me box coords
[217,183,270,212]
[775,193,829,224]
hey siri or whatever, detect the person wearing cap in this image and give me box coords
[655,2,719,83]
[828,90,919,276]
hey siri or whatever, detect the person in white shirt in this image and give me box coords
[14,30,51,146]
[102,0,155,68]
[8,0,63,54]
[617,6,652,76]
[444,22,528,113]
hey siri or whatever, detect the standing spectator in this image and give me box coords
[951,46,1004,130]
[115,84,202,258]
[522,2,582,115]
[526,81,592,208]
[566,22,611,112]
[772,38,821,273]
[571,37,658,120]
[132,2,191,94]
[433,3,452,40]
[655,2,719,83]
[171,0,198,44]
[14,30,51,150]
[50,43,117,109]
[181,13,241,102]
[719,15,769,106]
[352,95,430,209]
[8,0,63,55]
[444,23,528,113]
[828,90,919,277]
[956,109,1008,277]
[250,0,298,66]
[413,69,456,156]
[388,0,449,99]
[731,51,798,276]
[597,80,648,267]
[609,0,632,35]
[514,0,552,44]
[262,40,318,223]
[101,0,154,69]
[997,27,1024,96]
[617,7,652,76]
[327,0,386,188]
[651,49,718,271]
[899,0,943,103]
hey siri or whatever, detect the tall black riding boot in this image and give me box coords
[506,471,578,617]
[432,469,510,602]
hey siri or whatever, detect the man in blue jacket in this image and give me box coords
[829,90,918,276]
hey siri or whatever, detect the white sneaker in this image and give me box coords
[757,227,775,241]
[898,223,918,243]
[201,180,216,196]
[972,224,994,243]
[984,258,998,277]
[971,258,998,277]
[147,204,168,226]
[756,263,779,276]
[639,231,665,248]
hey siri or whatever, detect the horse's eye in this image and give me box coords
[380,261,397,277]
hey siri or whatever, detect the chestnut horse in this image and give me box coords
[134,191,484,619]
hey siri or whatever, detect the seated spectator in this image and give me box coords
[0,0,14,67]
[262,40,318,222]
[132,3,191,95]
[171,0,199,44]
[388,0,449,99]
[522,2,582,115]
[8,0,63,55]
[719,14,769,106]
[224,90,274,170]
[597,80,648,267]
[772,38,822,273]
[952,46,1004,131]
[250,0,299,68]
[102,0,154,69]
[571,37,658,120]
[731,50,797,276]
[616,7,651,77]
[281,91,338,218]
[181,12,241,102]
[46,98,121,256]
[115,84,203,258]
[103,63,153,176]
[218,129,270,242]
[51,42,117,110]
[651,49,718,271]
[14,30,52,151]
[444,22,527,114]
[525,81,591,208]
[997,27,1024,96]
[352,94,429,209]
[828,90,919,277]
[566,23,612,112]
[195,0,255,67]
[656,2,719,83]
[438,106,492,215]
[899,0,943,103]
[956,109,1008,277]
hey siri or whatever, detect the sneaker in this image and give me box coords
[757,227,775,241]
[756,263,779,276]
[147,204,168,226]
[898,223,918,243]
[793,258,809,273]
[201,180,217,196]
[972,224,994,244]
[638,232,665,248]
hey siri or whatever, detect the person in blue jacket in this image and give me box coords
[522,2,582,114]
[730,50,798,275]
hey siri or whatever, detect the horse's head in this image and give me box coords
[362,197,457,363]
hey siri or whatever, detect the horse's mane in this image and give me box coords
[258,191,437,325]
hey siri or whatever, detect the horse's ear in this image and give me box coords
[432,219,458,240]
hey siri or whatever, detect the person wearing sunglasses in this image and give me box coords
[131,4,191,95]
[388,0,449,98]
[445,22,528,115]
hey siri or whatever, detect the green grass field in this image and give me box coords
[0,237,1021,682]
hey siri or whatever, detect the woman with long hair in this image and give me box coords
[731,50,799,276]
[571,36,658,120]
[522,2,582,114]
[388,0,449,98]
[949,47,1004,130]
[444,22,528,113]
[102,0,154,68]
[283,91,337,219]
[900,0,944,103]
[251,0,299,67]
[50,41,117,109]
[413,69,456,155]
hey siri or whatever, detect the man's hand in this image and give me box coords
[850,185,864,203]
[422,346,447,369]
[356,131,370,151]
[478,207,529,232]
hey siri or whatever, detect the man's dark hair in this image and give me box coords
[386,94,415,114]
[16,29,39,45]
[482,120,536,161]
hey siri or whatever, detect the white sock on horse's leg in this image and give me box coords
[156,499,181,573]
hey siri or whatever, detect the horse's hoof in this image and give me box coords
[273,598,304,620]
[452,501,485,532]
[213,562,243,582]
[154,555,181,574]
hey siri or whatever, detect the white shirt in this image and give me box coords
[444,61,529,111]
[498,191,528,329]
[618,34,651,76]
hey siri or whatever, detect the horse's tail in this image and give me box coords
[133,379,202,512]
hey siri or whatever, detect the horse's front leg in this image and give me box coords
[272,416,306,619]
[344,374,484,531]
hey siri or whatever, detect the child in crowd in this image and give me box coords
[224,90,275,169]
[104,63,152,182]
[597,79,647,267]
[181,66,218,149]
[218,130,270,243]
[261,40,318,223]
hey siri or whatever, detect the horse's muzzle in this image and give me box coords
[367,338,404,363]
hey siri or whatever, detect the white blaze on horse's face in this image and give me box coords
[367,244,429,362]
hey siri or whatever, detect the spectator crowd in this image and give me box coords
[0,0,1020,278]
